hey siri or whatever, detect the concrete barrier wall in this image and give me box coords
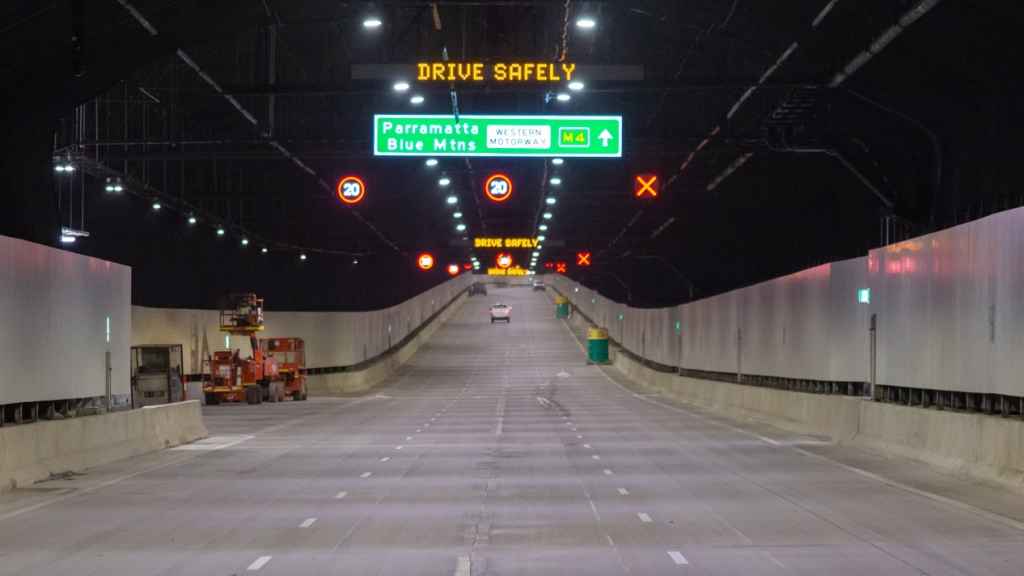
[306,293,467,396]
[133,276,472,373]
[0,400,207,492]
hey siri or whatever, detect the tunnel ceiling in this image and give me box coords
[0,1,1015,309]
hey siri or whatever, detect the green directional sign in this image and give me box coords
[373,114,623,158]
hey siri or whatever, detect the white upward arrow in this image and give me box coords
[598,129,613,147]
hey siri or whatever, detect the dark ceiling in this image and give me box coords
[1,1,1015,310]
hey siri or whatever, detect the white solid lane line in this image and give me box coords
[637,512,653,523]
[617,488,630,496]
[247,556,272,571]
[667,551,689,565]
[299,517,317,528]
[454,555,471,576]
[360,472,373,478]
[335,491,348,499]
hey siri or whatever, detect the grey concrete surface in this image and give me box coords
[1,288,1023,575]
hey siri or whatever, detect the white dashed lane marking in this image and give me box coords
[360,472,373,478]
[617,488,630,496]
[638,512,653,523]
[335,491,348,499]
[667,551,689,565]
[299,517,317,528]
[380,457,391,462]
[592,455,601,460]
[247,556,272,571]
[603,469,614,476]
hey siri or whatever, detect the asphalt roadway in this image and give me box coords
[1,287,1023,575]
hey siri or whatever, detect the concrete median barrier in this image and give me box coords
[0,400,207,492]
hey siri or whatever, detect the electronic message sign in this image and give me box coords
[374,115,622,158]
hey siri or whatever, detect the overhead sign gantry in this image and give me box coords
[374,115,622,158]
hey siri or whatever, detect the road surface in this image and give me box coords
[1,288,1022,575]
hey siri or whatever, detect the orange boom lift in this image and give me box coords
[202,294,306,405]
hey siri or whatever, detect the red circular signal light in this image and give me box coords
[337,175,366,205]
[496,252,513,269]
[447,264,460,276]
[416,252,435,271]
[484,173,513,203]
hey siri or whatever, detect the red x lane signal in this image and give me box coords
[576,251,592,267]
[634,174,659,198]
[555,262,567,274]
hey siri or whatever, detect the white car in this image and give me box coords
[490,303,511,323]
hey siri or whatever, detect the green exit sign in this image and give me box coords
[374,114,623,158]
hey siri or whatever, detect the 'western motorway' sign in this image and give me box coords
[374,115,623,158]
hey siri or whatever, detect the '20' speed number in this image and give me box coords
[484,173,513,203]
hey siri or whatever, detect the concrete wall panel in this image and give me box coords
[131,276,471,373]
[1,235,131,404]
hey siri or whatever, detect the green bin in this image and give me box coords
[587,327,610,364]
[555,295,570,319]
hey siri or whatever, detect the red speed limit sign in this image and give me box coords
[484,173,513,203]
[336,175,366,205]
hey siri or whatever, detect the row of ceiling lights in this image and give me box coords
[530,158,564,272]
[55,161,319,262]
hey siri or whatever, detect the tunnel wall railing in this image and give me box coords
[549,204,1024,417]
[131,275,474,376]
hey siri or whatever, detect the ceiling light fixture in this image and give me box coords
[425,158,438,167]
[439,176,451,186]
[393,81,410,92]
[546,197,557,205]
[410,94,425,105]
[446,195,458,205]
[556,93,571,102]
[363,17,383,29]
[549,177,562,186]
[552,158,564,166]
[543,212,553,220]
[568,81,585,91]
[576,17,597,29]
